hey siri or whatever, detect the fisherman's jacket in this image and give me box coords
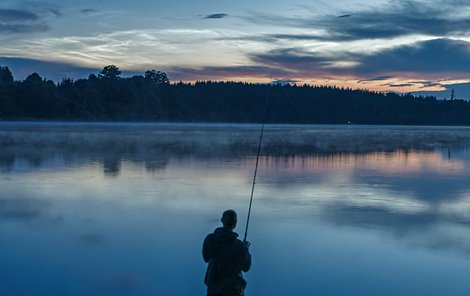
[203,227,251,296]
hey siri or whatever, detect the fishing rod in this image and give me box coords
[243,74,272,242]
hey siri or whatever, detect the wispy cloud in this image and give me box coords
[353,38,470,75]
[1,0,469,92]
[243,0,470,41]
[248,47,353,78]
[22,2,61,17]
[204,13,229,19]
[387,83,415,88]
[168,65,286,81]
[0,3,60,34]
[81,8,97,15]
[0,57,98,80]
[358,76,395,83]
[413,82,470,99]
[0,9,38,22]
[0,22,48,33]
[0,28,252,71]
[247,38,470,79]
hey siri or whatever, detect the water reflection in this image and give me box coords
[0,196,47,220]
[103,156,121,177]
[2,123,470,295]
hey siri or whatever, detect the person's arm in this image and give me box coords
[242,241,251,272]
[202,234,212,263]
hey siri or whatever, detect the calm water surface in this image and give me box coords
[1,122,470,295]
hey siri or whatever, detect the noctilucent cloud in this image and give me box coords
[1,0,470,96]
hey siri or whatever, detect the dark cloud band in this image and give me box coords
[204,13,229,19]
[247,38,470,79]
[0,22,49,33]
[81,8,97,15]
[244,0,470,41]
[0,5,60,34]
[0,9,38,22]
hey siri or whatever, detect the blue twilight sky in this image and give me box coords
[1,0,470,97]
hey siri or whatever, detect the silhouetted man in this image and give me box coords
[203,209,251,296]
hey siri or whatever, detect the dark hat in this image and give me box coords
[221,209,237,228]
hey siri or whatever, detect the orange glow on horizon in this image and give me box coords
[176,74,470,94]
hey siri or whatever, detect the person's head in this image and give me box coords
[221,209,237,229]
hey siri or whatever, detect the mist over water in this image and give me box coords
[1,123,470,295]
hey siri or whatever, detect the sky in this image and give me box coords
[1,0,470,98]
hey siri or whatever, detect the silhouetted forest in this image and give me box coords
[1,65,469,125]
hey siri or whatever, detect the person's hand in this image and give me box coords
[244,241,251,249]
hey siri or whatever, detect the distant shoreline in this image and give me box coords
[2,66,470,125]
[2,120,470,129]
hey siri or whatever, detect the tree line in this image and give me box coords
[1,65,469,125]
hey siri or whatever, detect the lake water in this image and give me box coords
[2,122,470,295]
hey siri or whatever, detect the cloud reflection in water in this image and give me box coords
[2,123,470,295]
